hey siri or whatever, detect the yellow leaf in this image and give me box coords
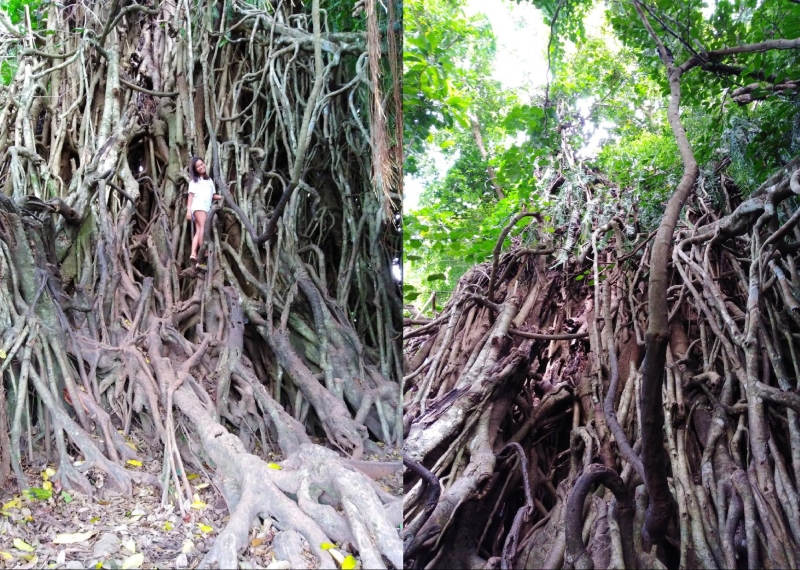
[121,552,144,569]
[126,459,143,467]
[190,500,207,510]
[2,498,21,510]
[251,537,265,547]
[89,516,100,524]
[53,530,96,544]
[12,539,34,552]
[197,523,212,533]
[195,483,209,490]
[0,349,6,359]
[320,542,336,551]
[341,554,358,570]
[145,357,150,364]
[163,521,174,532]
[125,441,137,451]
[45,468,55,478]
[186,473,199,480]
[267,463,282,470]
[42,481,53,491]
[0,551,12,560]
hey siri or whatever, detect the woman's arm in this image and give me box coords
[212,194,223,201]
[186,193,194,220]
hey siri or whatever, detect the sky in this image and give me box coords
[463,0,550,92]
[404,0,550,212]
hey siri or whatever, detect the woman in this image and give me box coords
[186,157,222,262]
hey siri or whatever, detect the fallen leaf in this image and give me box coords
[251,537,265,547]
[320,542,336,551]
[125,441,137,451]
[61,492,73,503]
[0,349,6,359]
[126,459,142,467]
[89,516,100,523]
[195,483,209,490]
[197,523,212,534]
[0,551,12,560]
[121,552,144,569]
[163,521,174,532]
[181,540,194,554]
[25,488,51,500]
[2,498,21,510]
[56,550,66,565]
[12,539,34,552]
[266,463,282,470]
[186,474,199,481]
[190,500,207,510]
[123,538,136,553]
[129,507,146,522]
[17,554,37,569]
[341,554,357,570]
[42,481,53,491]
[53,530,96,544]
[45,468,56,478]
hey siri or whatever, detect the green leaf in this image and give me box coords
[426,273,446,282]
[26,488,52,500]
[60,492,73,503]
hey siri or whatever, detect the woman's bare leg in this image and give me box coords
[190,210,207,259]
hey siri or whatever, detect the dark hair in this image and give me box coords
[188,156,209,182]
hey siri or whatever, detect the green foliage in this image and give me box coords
[317,0,370,33]
[1,0,44,27]
[404,0,495,172]
[0,59,16,85]
[405,0,800,313]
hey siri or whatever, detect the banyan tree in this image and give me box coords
[0,0,402,568]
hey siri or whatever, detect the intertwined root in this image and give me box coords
[0,1,400,568]
[403,165,800,569]
[174,381,400,569]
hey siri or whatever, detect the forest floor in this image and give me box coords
[0,429,402,569]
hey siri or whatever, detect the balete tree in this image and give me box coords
[0,0,402,568]
[403,0,800,568]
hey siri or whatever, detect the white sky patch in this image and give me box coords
[702,0,717,19]
[464,0,550,92]
[578,120,616,159]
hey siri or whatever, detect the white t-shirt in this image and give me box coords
[188,178,215,213]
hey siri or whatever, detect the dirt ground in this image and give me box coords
[0,428,402,569]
